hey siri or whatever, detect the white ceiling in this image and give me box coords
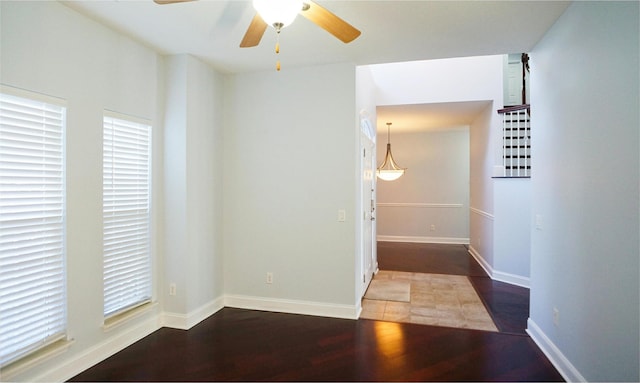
[62,0,570,74]
[60,0,569,134]
[377,101,491,134]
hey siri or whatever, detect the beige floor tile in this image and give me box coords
[362,299,386,314]
[383,301,411,322]
[361,271,498,333]
[408,315,440,326]
[374,270,394,280]
[458,292,482,304]
[410,281,434,293]
[410,306,441,318]
[410,292,438,307]
[390,271,414,281]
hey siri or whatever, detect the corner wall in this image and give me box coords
[529,2,639,381]
[222,63,359,318]
[469,103,496,270]
[162,54,225,328]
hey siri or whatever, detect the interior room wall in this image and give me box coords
[376,128,470,244]
[1,1,164,381]
[528,2,639,381]
[493,178,531,286]
[162,54,225,327]
[222,63,359,318]
[469,104,495,271]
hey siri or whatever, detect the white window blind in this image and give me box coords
[103,114,151,318]
[0,91,66,367]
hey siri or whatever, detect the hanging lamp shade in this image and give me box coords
[253,0,302,29]
[377,122,406,181]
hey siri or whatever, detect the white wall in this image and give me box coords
[1,2,163,381]
[493,178,531,286]
[528,2,639,381]
[163,54,225,326]
[222,63,359,317]
[469,104,495,270]
[376,128,470,244]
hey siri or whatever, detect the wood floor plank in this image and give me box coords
[377,242,487,276]
[69,308,563,381]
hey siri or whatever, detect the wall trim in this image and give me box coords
[468,245,493,276]
[470,206,494,220]
[162,296,225,330]
[377,235,469,245]
[469,246,530,289]
[493,270,530,289]
[527,319,586,382]
[224,294,358,320]
[31,316,160,382]
[377,202,463,208]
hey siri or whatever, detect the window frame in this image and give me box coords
[0,85,68,368]
[102,111,153,320]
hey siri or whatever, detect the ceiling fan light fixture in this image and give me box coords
[253,0,303,29]
[377,122,406,181]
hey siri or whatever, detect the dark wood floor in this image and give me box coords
[70,243,563,382]
[377,242,530,334]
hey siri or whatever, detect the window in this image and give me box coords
[0,90,67,367]
[103,113,152,318]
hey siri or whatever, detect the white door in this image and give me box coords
[360,121,377,294]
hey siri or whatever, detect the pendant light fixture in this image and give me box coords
[377,122,406,181]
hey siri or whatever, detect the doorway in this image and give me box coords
[360,116,377,296]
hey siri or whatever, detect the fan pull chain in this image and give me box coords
[275,31,281,71]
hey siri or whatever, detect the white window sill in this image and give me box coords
[103,301,158,332]
[1,338,75,381]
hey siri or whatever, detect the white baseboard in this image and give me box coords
[493,270,530,288]
[468,245,530,289]
[224,294,358,320]
[377,235,470,245]
[527,319,585,382]
[468,245,493,276]
[39,298,224,380]
[162,296,225,330]
[31,316,160,382]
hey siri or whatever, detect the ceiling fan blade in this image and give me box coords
[153,0,196,4]
[300,1,361,44]
[240,13,268,48]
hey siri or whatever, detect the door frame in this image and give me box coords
[359,115,377,298]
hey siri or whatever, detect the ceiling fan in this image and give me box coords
[154,0,361,49]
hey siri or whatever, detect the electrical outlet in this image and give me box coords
[553,307,559,327]
[430,224,436,231]
[169,283,176,296]
[266,272,273,284]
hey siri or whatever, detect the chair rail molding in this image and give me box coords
[377,203,463,208]
[470,206,494,220]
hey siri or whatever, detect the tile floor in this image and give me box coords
[361,270,499,332]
